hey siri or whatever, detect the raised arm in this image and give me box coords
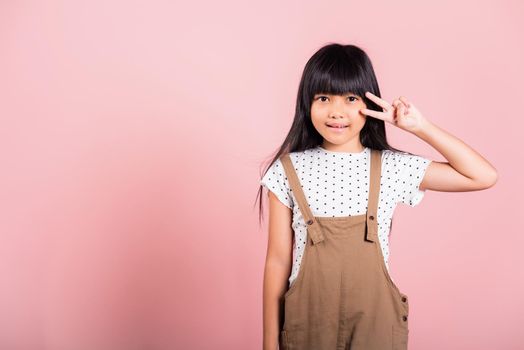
[360,91,498,192]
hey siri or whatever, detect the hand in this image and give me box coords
[360,91,427,134]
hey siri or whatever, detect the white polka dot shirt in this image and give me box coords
[260,145,432,286]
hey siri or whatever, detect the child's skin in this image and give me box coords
[262,92,497,350]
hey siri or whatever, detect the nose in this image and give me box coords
[329,110,345,119]
[329,99,347,118]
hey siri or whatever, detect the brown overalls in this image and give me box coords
[278,149,410,350]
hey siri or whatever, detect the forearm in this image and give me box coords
[414,118,498,183]
[263,260,290,350]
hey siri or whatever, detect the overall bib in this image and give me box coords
[278,149,410,350]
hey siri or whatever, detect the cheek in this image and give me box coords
[310,107,323,123]
[355,110,366,120]
[310,104,321,116]
[354,105,367,119]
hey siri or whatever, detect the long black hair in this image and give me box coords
[255,43,416,226]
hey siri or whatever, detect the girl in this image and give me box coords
[257,43,497,350]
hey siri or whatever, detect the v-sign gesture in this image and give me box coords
[360,91,426,134]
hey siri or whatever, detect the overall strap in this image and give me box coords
[279,149,382,245]
[280,153,325,245]
[365,149,382,242]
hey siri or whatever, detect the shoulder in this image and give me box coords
[281,147,318,169]
[379,149,432,207]
[260,148,317,209]
[380,149,431,169]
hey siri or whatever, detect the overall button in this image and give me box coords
[402,315,408,322]
[306,219,314,225]
[369,215,375,220]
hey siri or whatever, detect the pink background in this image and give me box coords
[1,1,522,349]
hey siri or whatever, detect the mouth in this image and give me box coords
[326,123,349,129]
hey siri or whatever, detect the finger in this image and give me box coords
[399,96,410,108]
[365,91,393,112]
[396,104,405,121]
[392,99,401,109]
[395,100,406,115]
[360,108,388,121]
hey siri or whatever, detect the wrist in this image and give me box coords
[413,117,433,138]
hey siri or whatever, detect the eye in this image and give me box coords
[314,95,329,102]
[314,95,359,102]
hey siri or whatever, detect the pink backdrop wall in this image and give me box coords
[1,1,522,349]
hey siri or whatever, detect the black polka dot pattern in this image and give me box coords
[260,146,432,285]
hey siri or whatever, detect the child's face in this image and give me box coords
[310,93,367,149]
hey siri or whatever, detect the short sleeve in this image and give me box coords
[260,158,294,209]
[391,151,432,207]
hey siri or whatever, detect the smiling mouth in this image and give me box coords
[326,124,349,128]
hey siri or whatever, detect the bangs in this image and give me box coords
[307,54,368,99]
